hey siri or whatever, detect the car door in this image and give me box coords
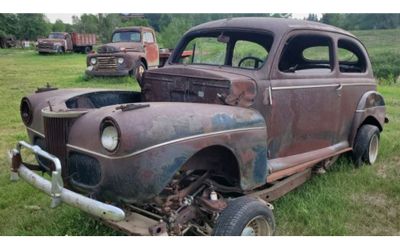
[266,30,344,165]
[65,33,73,51]
[143,30,159,68]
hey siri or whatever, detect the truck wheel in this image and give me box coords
[84,46,91,54]
[352,124,380,167]
[212,197,275,236]
[134,62,146,84]
[57,47,64,54]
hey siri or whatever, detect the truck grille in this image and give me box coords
[38,43,53,49]
[43,117,68,176]
[97,56,117,70]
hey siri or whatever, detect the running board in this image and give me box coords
[250,168,312,202]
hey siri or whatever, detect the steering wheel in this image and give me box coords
[238,56,264,69]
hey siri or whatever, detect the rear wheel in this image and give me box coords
[212,196,275,236]
[352,124,380,167]
[84,46,91,54]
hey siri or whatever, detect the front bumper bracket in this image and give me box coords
[9,141,125,222]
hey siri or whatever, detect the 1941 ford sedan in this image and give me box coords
[10,17,388,236]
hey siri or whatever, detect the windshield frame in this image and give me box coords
[170,28,274,71]
[111,31,142,43]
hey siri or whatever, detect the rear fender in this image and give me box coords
[349,91,386,146]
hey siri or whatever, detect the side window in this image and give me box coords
[337,39,367,73]
[279,34,333,74]
[143,32,155,43]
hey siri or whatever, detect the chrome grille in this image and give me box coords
[43,117,68,176]
[38,43,53,49]
[97,56,117,70]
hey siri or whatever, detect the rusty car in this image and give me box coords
[10,17,388,236]
[37,32,96,54]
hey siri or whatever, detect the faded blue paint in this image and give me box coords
[211,113,265,131]
[252,145,268,184]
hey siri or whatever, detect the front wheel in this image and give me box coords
[132,61,146,85]
[352,124,380,167]
[212,196,275,236]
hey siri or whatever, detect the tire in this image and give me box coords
[212,196,275,236]
[352,124,380,167]
[84,46,91,54]
[133,61,146,84]
[56,46,64,54]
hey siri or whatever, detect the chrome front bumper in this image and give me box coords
[9,141,125,222]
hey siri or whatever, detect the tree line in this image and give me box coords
[1,13,399,48]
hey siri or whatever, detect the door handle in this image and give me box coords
[336,83,343,96]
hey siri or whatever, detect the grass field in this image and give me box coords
[0,29,399,235]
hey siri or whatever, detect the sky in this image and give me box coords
[45,13,313,24]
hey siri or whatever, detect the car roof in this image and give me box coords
[113,26,154,33]
[186,17,355,38]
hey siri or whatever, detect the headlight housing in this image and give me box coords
[20,97,33,126]
[100,118,120,152]
[90,57,97,65]
[117,57,124,64]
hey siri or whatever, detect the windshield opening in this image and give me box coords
[48,33,65,39]
[112,31,141,43]
[174,30,273,70]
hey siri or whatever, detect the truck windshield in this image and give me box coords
[48,33,65,39]
[174,31,273,70]
[112,32,141,43]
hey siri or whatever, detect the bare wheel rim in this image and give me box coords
[368,134,379,164]
[137,65,145,77]
[241,215,272,236]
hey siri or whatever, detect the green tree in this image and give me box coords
[52,19,66,32]
[16,14,51,40]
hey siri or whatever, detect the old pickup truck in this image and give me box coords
[11,17,388,236]
[85,26,191,82]
[37,32,96,54]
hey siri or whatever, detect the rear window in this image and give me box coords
[337,39,367,73]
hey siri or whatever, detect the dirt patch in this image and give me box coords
[348,193,400,235]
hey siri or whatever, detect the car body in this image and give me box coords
[37,32,96,54]
[11,17,387,236]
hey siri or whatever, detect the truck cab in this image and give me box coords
[37,32,72,54]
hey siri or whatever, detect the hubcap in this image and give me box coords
[241,216,272,236]
[368,134,379,164]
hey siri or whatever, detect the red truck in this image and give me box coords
[37,32,96,54]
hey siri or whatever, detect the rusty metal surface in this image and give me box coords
[251,168,312,202]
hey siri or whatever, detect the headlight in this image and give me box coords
[90,57,97,65]
[100,119,120,152]
[117,57,124,64]
[20,97,33,126]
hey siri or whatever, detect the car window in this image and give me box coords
[175,31,273,69]
[232,40,268,69]
[338,39,367,73]
[143,32,155,43]
[182,37,227,65]
[279,34,333,74]
[112,31,141,43]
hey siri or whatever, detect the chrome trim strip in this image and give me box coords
[67,126,266,160]
[272,83,375,91]
[26,127,45,138]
